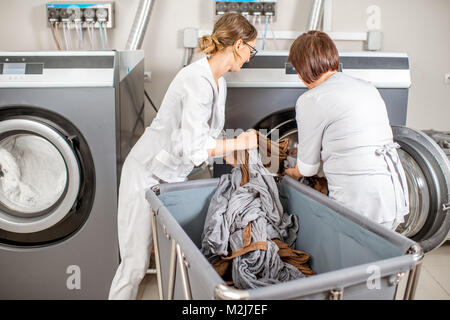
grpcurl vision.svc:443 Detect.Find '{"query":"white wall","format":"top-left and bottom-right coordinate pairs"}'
top-left (0, 0), bottom-right (449, 130)
top-left (331, 0), bottom-right (450, 131)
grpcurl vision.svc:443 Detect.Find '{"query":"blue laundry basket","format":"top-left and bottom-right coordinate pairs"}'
top-left (146, 176), bottom-right (423, 300)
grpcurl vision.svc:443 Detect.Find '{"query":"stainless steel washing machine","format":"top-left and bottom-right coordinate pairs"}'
top-left (218, 51), bottom-right (450, 253)
top-left (421, 130), bottom-right (450, 242)
top-left (0, 50), bottom-right (144, 299)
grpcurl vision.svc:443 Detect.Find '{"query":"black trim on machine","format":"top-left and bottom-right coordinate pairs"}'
top-left (243, 55), bottom-right (409, 70)
top-left (25, 63), bottom-right (44, 74)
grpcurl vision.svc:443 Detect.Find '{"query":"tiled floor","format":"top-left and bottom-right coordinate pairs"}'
top-left (138, 241), bottom-right (450, 300)
top-left (406, 241), bottom-right (450, 300)
top-left (137, 272), bottom-right (159, 300)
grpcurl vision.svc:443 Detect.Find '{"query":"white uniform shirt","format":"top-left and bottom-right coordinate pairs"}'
top-left (130, 57), bottom-right (227, 183)
top-left (295, 72), bottom-right (409, 224)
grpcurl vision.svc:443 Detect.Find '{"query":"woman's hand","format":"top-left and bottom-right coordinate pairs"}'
top-left (208, 130), bottom-right (258, 158)
top-left (236, 130), bottom-right (258, 150)
top-left (284, 164), bottom-right (303, 180)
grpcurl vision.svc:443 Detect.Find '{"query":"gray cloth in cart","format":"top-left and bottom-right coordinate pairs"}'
top-left (201, 149), bottom-right (305, 289)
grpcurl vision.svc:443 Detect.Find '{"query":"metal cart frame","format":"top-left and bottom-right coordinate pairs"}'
top-left (147, 177), bottom-right (423, 300)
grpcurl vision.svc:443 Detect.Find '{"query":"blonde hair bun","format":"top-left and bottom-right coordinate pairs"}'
top-left (198, 34), bottom-right (222, 55)
top-left (198, 13), bottom-right (257, 56)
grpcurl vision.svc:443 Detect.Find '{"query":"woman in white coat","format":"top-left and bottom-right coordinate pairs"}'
top-left (285, 31), bottom-right (409, 231)
top-left (109, 13), bottom-right (258, 300)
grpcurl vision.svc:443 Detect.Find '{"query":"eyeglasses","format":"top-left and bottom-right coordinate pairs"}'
top-left (243, 41), bottom-right (258, 59)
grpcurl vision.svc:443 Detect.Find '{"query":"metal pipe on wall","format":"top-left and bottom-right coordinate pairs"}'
top-left (307, 0), bottom-right (325, 31)
top-left (126, 0), bottom-right (155, 50)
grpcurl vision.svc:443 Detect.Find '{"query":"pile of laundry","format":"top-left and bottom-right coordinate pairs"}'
top-left (0, 136), bottom-right (67, 212)
top-left (200, 134), bottom-right (314, 289)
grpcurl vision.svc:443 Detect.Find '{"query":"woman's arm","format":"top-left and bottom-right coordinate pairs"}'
top-left (294, 95), bottom-right (325, 177)
top-left (207, 130), bottom-right (258, 157)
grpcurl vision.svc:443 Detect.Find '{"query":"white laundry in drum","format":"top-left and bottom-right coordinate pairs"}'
top-left (0, 134), bottom-right (67, 215)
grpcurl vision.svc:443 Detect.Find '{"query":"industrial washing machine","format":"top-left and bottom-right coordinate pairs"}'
top-left (216, 51), bottom-right (450, 253)
top-left (0, 50), bottom-right (144, 299)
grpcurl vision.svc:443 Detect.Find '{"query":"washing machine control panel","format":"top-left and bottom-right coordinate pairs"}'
top-left (0, 52), bottom-right (115, 87)
top-left (0, 61), bottom-right (44, 76)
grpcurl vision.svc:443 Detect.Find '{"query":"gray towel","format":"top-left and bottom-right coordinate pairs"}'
top-left (201, 149), bottom-right (305, 289)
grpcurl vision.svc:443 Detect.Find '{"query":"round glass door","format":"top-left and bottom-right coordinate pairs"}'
top-left (395, 149), bottom-right (429, 238)
top-left (0, 119), bottom-right (80, 234)
top-left (0, 134), bottom-right (67, 217)
top-left (393, 126), bottom-right (450, 252)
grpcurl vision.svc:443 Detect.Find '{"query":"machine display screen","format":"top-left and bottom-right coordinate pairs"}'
top-left (3, 63), bottom-right (26, 75)
top-left (0, 63), bottom-right (44, 75)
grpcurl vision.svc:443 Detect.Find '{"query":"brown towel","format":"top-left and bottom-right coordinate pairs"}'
top-left (212, 223), bottom-right (267, 278)
top-left (212, 225), bottom-right (314, 282)
top-left (257, 132), bottom-right (290, 175)
top-left (213, 135), bottom-right (314, 284)
top-left (308, 176), bottom-right (329, 196)
top-left (272, 239), bottom-right (315, 277)
top-left (235, 132), bottom-right (290, 186)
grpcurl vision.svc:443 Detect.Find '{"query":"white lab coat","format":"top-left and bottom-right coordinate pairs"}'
top-left (109, 57), bottom-right (226, 299)
top-left (295, 72), bottom-right (409, 228)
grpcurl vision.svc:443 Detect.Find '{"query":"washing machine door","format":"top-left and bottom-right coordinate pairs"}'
top-left (393, 126), bottom-right (450, 253)
top-left (0, 119), bottom-right (80, 234)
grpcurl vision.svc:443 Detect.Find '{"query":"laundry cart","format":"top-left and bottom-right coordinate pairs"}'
top-left (146, 176), bottom-right (423, 300)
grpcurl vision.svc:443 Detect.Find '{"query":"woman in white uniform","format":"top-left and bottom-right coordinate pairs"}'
top-left (109, 13), bottom-right (258, 300)
top-left (285, 31), bottom-right (409, 230)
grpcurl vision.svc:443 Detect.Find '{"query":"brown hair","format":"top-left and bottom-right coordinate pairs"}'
top-left (198, 13), bottom-right (257, 57)
top-left (288, 31), bottom-right (340, 84)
